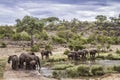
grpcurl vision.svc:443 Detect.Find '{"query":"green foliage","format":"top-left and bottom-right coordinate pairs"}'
top-left (52, 36), bottom-right (66, 44)
top-left (66, 67), bottom-right (78, 77)
top-left (45, 44), bottom-right (53, 51)
top-left (31, 44), bottom-right (40, 52)
top-left (0, 26), bottom-right (14, 39)
top-left (68, 38), bottom-right (86, 51)
top-left (12, 32), bottom-right (30, 41)
top-left (113, 65), bottom-right (120, 72)
top-left (0, 42), bottom-right (7, 48)
top-left (56, 30), bottom-right (74, 41)
top-left (20, 32), bottom-right (30, 41)
top-left (47, 58), bottom-right (66, 62)
top-left (77, 65), bottom-right (90, 76)
top-left (63, 49), bottom-right (70, 55)
top-left (0, 59), bottom-right (6, 79)
top-left (35, 30), bottom-right (48, 40)
top-left (52, 64), bottom-right (74, 70)
top-left (116, 49), bottom-right (120, 54)
top-left (52, 70), bottom-right (66, 78)
top-left (57, 25), bottom-right (66, 31)
top-left (91, 65), bottom-right (105, 76)
top-left (106, 54), bottom-right (113, 60)
top-left (52, 71), bottom-right (59, 78)
top-left (12, 33), bottom-right (21, 41)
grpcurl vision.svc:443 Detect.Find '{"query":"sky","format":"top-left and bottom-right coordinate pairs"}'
top-left (0, 0), bottom-right (120, 25)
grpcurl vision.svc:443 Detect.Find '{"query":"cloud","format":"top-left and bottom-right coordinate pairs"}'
top-left (0, 0), bottom-right (120, 25)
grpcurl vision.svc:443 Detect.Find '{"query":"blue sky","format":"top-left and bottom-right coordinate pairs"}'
top-left (0, 0), bottom-right (120, 25)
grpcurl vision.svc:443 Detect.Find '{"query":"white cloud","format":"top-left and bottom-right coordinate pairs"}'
top-left (0, 1), bottom-right (120, 25)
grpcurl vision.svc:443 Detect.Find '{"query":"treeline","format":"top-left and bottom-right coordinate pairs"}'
top-left (0, 14), bottom-right (120, 50)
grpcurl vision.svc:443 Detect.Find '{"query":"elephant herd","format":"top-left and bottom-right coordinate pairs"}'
top-left (8, 52), bottom-right (41, 71)
top-left (8, 50), bottom-right (52, 71)
top-left (67, 49), bottom-right (98, 60)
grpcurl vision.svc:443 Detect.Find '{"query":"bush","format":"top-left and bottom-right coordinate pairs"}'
top-left (52, 36), bottom-right (66, 44)
top-left (116, 49), bottom-right (120, 54)
top-left (12, 33), bottom-right (21, 41)
top-left (63, 49), bottom-right (70, 55)
top-left (91, 65), bottom-right (105, 76)
top-left (31, 45), bottom-right (40, 52)
top-left (52, 64), bottom-right (74, 70)
top-left (47, 58), bottom-right (66, 62)
top-left (113, 65), bottom-right (120, 72)
top-left (66, 67), bottom-right (78, 77)
top-left (35, 30), bottom-right (48, 40)
top-left (96, 55), bottom-right (105, 59)
top-left (77, 65), bottom-right (90, 76)
top-left (20, 32), bottom-right (30, 41)
top-left (106, 54), bottom-right (113, 60)
top-left (45, 44), bottom-right (53, 51)
top-left (0, 42), bottom-right (7, 48)
top-left (52, 70), bottom-right (67, 78)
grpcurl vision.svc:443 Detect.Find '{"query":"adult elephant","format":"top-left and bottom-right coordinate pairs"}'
top-left (78, 49), bottom-right (88, 59)
top-left (89, 49), bottom-right (97, 58)
top-left (8, 55), bottom-right (19, 70)
top-left (41, 50), bottom-right (52, 59)
top-left (67, 51), bottom-right (80, 60)
top-left (19, 53), bottom-right (41, 71)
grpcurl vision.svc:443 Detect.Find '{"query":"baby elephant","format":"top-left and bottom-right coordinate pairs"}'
top-left (30, 60), bottom-right (37, 70)
top-left (8, 55), bottom-right (19, 70)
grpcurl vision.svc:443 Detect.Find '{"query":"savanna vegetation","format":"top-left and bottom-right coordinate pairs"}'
top-left (1, 14), bottom-right (120, 79)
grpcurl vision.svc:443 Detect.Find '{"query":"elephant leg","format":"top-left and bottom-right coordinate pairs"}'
top-left (42, 55), bottom-right (43, 60)
top-left (46, 55), bottom-right (49, 59)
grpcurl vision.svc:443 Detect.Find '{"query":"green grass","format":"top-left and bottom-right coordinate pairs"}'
top-left (52, 64), bottom-right (74, 70)
top-left (0, 58), bottom-right (6, 80)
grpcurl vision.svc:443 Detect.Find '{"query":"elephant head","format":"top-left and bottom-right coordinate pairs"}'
top-left (8, 55), bottom-right (19, 70)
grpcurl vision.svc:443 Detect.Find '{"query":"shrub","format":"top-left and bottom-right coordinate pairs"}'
top-left (106, 54), bottom-right (113, 60)
top-left (116, 49), bottom-right (120, 54)
top-left (47, 58), bottom-right (66, 62)
top-left (0, 42), bottom-right (7, 48)
top-left (52, 64), bottom-right (74, 70)
top-left (52, 70), bottom-right (67, 78)
top-left (52, 36), bottom-right (66, 44)
top-left (66, 67), bottom-right (78, 77)
top-left (45, 44), bottom-right (53, 51)
top-left (96, 55), bottom-right (105, 59)
top-left (52, 71), bottom-right (59, 78)
top-left (113, 65), bottom-right (120, 72)
top-left (63, 49), bottom-right (70, 55)
top-left (77, 65), bottom-right (90, 76)
top-left (31, 44), bottom-right (40, 52)
top-left (12, 33), bottom-right (21, 41)
top-left (91, 65), bottom-right (105, 76)
top-left (20, 32), bottom-right (30, 41)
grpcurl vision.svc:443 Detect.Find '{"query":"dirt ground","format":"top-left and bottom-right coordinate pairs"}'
top-left (0, 46), bottom-right (120, 80)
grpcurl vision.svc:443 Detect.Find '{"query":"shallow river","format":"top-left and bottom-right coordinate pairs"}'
top-left (41, 60), bottom-right (120, 77)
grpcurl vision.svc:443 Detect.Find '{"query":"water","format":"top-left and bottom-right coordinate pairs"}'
top-left (40, 60), bottom-right (120, 77)
top-left (40, 67), bottom-right (53, 77)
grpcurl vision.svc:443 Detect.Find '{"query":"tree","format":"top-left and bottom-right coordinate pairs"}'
top-left (95, 15), bottom-right (107, 23)
top-left (16, 15), bottom-right (44, 47)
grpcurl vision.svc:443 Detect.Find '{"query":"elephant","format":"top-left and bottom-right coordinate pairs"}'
top-left (8, 55), bottom-right (19, 70)
top-left (30, 60), bottom-right (37, 70)
top-left (89, 49), bottom-right (98, 58)
top-left (67, 51), bottom-right (80, 60)
top-left (19, 53), bottom-right (41, 71)
top-left (78, 49), bottom-right (88, 60)
top-left (41, 50), bottom-right (52, 59)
